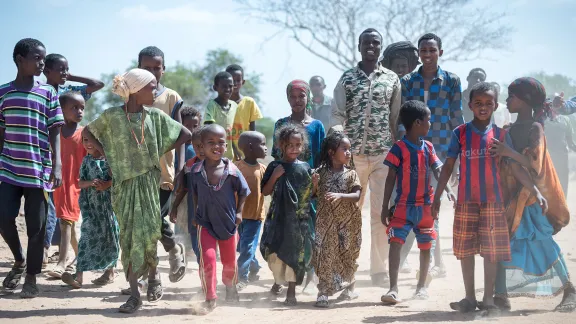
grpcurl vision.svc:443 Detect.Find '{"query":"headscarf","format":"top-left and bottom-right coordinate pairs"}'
top-left (380, 41), bottom-right (420, 72)
top-left (286, 79), bottom-right (312, 115)
top-left (112, 68), bottom-right (156, 102)
top-left (508, 77), bottom-right (551, 125)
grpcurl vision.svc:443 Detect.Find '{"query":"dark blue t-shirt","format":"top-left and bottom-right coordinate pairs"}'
top-left (175, 143), bottom-right (196, 171)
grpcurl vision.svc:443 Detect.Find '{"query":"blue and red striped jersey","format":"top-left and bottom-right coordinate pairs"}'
top-left (384, 137), bottom-right (442, 206)
top-left (447, 122), bottom-right (512, 203)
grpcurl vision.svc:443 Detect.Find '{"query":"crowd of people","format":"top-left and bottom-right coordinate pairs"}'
top-left (0, 27), bottom-right (575, 317)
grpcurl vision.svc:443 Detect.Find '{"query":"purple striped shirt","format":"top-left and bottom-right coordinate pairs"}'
top-left (0, 81), bottom-right (64, 189)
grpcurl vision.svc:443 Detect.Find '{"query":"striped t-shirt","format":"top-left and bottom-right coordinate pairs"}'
top-left (0, 81), bottom-right (64, 189)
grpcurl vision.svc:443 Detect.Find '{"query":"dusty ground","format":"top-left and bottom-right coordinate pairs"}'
top-left (1, 175), bottom-right (575, 323)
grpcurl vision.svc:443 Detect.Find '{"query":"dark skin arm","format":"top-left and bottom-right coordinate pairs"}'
top-left (262, 165), bottom-right (285, 196)
top-left (78, 180), bottom-right (94, 189)
top-left (380, 168), bottom-right (397, 226)
top-left (93, 179), bottom-right (112, 191)
top-left (432, 167), bottom-right (457, 201)
top-left (325, 186), bottom-right (361, 203)
top-left (236, 194), bottom-right (247, 225)
top-left (49, 126), bottom-right (63, 188)
top-left (431, 157), bottom-right (457, 219)
top-left (509, 161), bottom-right (548, 213)
top-left (166, 126), bottom-right (193, 153)
top-left (170, 189), bottom-right (187, 223)
top-left (172, 102), bottom-right (186, 174)
top-left (67, 74), bottom-right (104, 94)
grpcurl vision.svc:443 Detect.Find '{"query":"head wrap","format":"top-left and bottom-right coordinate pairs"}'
top-left (112, 68), bottom-right (156, 102)
top-left (380, 41), bottom-right (420, 72)
top-left (508, 77), bottom-right (551, 125)
top-left (286, 80), bottom-right (312, 115)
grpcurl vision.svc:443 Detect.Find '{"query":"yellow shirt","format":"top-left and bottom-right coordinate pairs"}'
top-left (204, 99), bottom-right (238, 160)
top-left (232, 96), bottom-right (263, 158)
top-left (234, 160), bottom-right (266, 221)
top-left (151, 86), bottom-right (182, 190)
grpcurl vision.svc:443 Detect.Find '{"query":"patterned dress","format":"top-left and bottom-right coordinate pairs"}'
top-left (77, 155), bottom-right (119, 272)
top-left (313, 167), bottom-right (362, 296)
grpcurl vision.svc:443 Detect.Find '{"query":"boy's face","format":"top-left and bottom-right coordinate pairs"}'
top-left (139, 55), bottom-right (164, 85)
top-left (412, 109), bottom-right (432, 137)
top-left (358, 32), bottom-right (382, 62)
top-left (331, 137), bottom-right (352, 166)
top-left (17, 45), bottom-right (46, 77)
top-left (247, 134), bottom-right (268, 159)
top-left (62, 94), bottom-right (85, 123)
top-left (283, 134), bottom-right (303, 161)
top-left (309, 77), bottom-right (325, 98)
top-left (215, 77), bottom-right (234, 101)
top-left (470, 90), bottom-right (498, 121)
top-left (288, 88), bottom-right (308, 113)
top-left (390, 58), bottom-right (410, 78)
top-left (202, 130), bottom-right (227, 161)
top-left (182, 116), bottom-right (200, 134)
top-left (467, 71), bottom-right (486, 89)
top-left (419, 39), bottom-right (442, 68)
top-left (44, 57), bottom-right (69, 85)
top-left (230, 70), bottom-right (245, 96)
top-left (192, 137), bottom-right (205, 160)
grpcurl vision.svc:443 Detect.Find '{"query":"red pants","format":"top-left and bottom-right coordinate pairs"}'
top-left (198, 226), bottom-right (238, 300)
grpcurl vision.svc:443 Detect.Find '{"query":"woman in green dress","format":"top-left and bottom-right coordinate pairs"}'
top-left (83, 68), bottom-right (191, 313)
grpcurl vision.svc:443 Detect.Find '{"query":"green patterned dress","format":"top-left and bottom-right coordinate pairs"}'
top-left (87, 107), bottom-right (181, 278)
top-left (77, 155), bottom-right (119, 272)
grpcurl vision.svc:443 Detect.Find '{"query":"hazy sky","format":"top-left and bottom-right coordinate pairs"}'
top-left (1, 0), bottom-right (575, 119)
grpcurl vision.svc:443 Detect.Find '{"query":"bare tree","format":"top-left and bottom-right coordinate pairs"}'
top-left (236, 0), bottom-right (513, 71)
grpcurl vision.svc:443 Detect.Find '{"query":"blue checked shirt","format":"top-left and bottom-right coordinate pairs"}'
top-left (400, 66), bottom-right (464, 159)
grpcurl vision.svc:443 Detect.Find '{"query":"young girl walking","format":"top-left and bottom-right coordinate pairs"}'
top-left (83, 68), bottom-right (192, 313)
top-left (312, 131), bottom-right (362, 308)
top-left (261, 124), bottom-right (314, 306)
top-left (490, 77), bottom-right (575, 313)
top-left (61, 136), bottom-right (119, 288)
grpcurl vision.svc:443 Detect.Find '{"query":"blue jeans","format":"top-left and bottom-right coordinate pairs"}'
top-left (44, 192), bottom-right (58, 248)
top-left (237, 219), bottom-right (262, 282)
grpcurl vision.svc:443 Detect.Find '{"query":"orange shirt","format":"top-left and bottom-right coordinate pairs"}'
top-left (234, 160), bottom-right (266, 221)
top-left (53, 127), bottom-right (86, 222)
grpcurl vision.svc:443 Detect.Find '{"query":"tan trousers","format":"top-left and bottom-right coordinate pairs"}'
top-left (268, 253), bottom-right (297, 284)
top-left (354, 154), bottom-right (390, 276)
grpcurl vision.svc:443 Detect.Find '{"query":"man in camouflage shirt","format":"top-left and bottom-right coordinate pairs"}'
top-left (331, 28), bottom-right (401, 286)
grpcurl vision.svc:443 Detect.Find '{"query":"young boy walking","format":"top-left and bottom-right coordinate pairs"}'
top-left (47, 92), bottom-right (87, 279)
top-left (381, 100), bottom-right (455, 304)
top-left (189, 124), bottom-right (249, 314)
top-left (433, 82), bottom-right (512, 314)
top-left (0, 38), bottom-right (64, 298)
top-left (234, 131), bottom-right (267, 290)
top-left (204, 72), bottom-right (238, 161)
top-left (226, 64), bottom-right (263, 160)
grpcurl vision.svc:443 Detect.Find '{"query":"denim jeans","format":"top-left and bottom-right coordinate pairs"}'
top-left (44, 192), bottom-right (58, 248)
top-left (236, 219), bottom-right (262, 282)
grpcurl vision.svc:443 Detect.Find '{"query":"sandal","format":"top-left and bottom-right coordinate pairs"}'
top-left (20, 280), bottom-right (39, 299)
top-left (47, 266), bottom-right (65, 279)
top-left (2, 264), bottom-right (26, 291)
top-left (428, 265), bottom-right (447, 279)
top-left (118, 296), bottom-right (142, 314)
top-left (381, 290), bottom-right (400, 305)
top-left (449, 298), bottom-right (477, 313)
top-left (92, 273), bottom-right (115, 286)
top-left (168, 243), bottom-right (186, 283)
top-left (284, 297), bottom-right (297, 306)
top-left (315, 295), bottom-right (330, 308)
top-left (61, 272), bottom-right (82, 289)
top-left (146, 278), bottom-right (163, 303)
top-left (270, 283), bottom-right (284, 295)
top-left (47, 252), bottom-right (59, 263)
top-left (337, 288), bottom-right (359, 301)
top-left (413, 287), bottom-right (429, 300)
top-left (555, 291), bottom-right (576, 313)
top-left (121, 279), bottom-right (147, 295)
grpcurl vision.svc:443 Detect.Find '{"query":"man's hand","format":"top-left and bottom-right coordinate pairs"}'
top-left (381, 206), bottom-right (391, 226)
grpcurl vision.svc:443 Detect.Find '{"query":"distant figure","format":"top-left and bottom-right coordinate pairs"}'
top-left (462, 68), bottom-right (487, 122)
top-left (490, 82), bottom-right (513, 127)
top-left (309, 76), bottom-right (332, 129)
top-left (381, 41), bottom-right (420, 78)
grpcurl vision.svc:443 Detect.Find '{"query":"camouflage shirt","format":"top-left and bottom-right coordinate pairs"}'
top-left (331, 63), bottom-right (401, 156)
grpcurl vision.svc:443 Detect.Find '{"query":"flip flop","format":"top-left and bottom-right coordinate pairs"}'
top-left (61, 272), bottom-right (82, 289)
top-left (381, 291), bottom-right (400, 305)
top-left (413, 287), bottom-right (429, 300)
top-left (92, 274), bottom-right (115, 286)
top-left (337, 289), bottom-right (359, 301)
top-left (315, 295), bottom-right (330, 308)
top-left (270, 283), bottom-right (284, 295)
top-left (2, 264), bottom-right (26, 291)
top-left (555, 291), bottom-right (576, 313)
top-left (118, 296), bottom-right (142, 314)
top-left (47, 266), bottom-right (65, 279)
top-left (20, 280), bottom-right (39, 299)
top-left (450, 298), bottom-right (478, 313)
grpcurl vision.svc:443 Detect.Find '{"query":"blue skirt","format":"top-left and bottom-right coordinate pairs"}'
top-left (495, 203), bottom-right (570, 297)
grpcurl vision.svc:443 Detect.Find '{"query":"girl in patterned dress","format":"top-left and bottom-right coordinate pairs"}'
top-left (312, 131), bottom-right (362, 308)
top-left (61, 135), bottom-right (119, 289)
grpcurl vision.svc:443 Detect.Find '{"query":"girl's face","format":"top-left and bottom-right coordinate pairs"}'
top-left (506, 93), bottom-right (524, 114)
top-left (330, 138), bottom-right (352, 166)
top-left (288, 88), bottom-right (308, 113)
top-left (82, 135), bottom-right (98, 156)
top-left (136, 80), bottom-right (157, 106)
top-left (282, 133), bottom-right (303, 162)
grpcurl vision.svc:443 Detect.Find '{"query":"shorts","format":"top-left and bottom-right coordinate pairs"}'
top-left (59, 219), bottom-right (75, 226)
top-left (387, 205), bottom-right (437, 250)
top-left (453, 202), bottom-right (511, 263)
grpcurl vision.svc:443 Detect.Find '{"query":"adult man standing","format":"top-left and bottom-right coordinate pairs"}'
top-left (461, 68), bottom-right (486, 123)
top-left (331, 28), bottom-right (401, 286)
top-left (309, 75), bottom-right (332, 129)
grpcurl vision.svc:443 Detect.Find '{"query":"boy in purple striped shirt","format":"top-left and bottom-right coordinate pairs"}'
top-left (0, 38), bottom-right (64, 298)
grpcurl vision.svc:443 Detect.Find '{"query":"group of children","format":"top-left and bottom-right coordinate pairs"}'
top-left (0, 35), bottom-right (575, 318)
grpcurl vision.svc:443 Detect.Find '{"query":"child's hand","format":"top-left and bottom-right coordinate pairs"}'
top-left (536, 192), bottom-right (548, 214)
top-left (191, 219), bottom-right (198, 227)
top-left (169, 207), bottom-right (178, 224)
top-left (431, 199), bottom-right (441, 220)
top-left (50, 163), bottom-right (63, 188)
top-left (446, 190), bottom-right (457, 207)
top-left (235, 214), bottom-right (242, 225)
top-left (489, 138), bottom-right (512, 157)
top-left (381, 207), bottom-right (390, 226)
top-left (312, 173), bottom-right (319, 188)
top-left (94, 179), bottom-right (111, 191)
top-left (272, 165), bottom-right (285, 179)
top-left (325, 192), bottom-right (342, 202)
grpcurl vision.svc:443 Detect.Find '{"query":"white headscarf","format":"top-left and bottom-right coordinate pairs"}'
top-left (112, 68), bottom-right (156, 102)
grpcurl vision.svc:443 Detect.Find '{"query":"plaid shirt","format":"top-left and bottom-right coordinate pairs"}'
top-left (332, 63), bottom-right (401, 156)
top-left (400, 66), bottom-right (464, 158)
